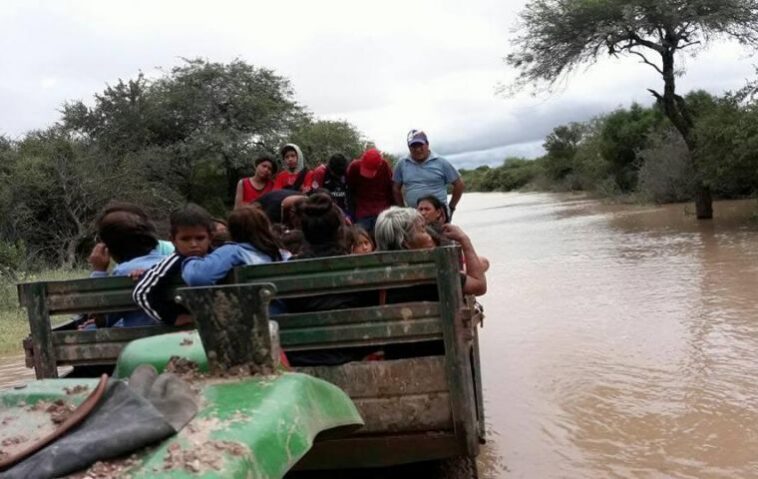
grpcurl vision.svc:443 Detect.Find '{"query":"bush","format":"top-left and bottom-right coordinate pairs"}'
top-left (460, 158), bottom-right (542, 192)
top-left (0, 240), bottom-right (27, 280)
top-left (694, 97), bottom-right (758, 198)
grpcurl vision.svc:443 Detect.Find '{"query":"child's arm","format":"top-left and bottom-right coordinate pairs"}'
top-left (132, 254), bottom-right (185, 324)
top-left (88, 243), bottom-right (111, 278)
top-left (181, 245), bottom-right (243, 286)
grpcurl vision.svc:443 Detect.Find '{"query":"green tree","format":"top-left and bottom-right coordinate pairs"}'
top-left (288, 119), bottom-right (364, 166)
top-left (62, 58), bottom-right (306, 208)
top-left (507, 0), bottom-right (758, 218)
top-left (695, 94), bottom-right (758, 197)
top-left (0, 128), bottom-right (178, 266)
top-left (543, 123), bottom-right (585, 181)
top-left (598, 103), bottom-right (662, 191)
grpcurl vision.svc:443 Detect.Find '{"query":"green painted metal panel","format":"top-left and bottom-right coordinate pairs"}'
top-left (275, 303), bottom-right (439, 328)
top-left (115, 304), bottom-right (445, 378)
top-left (115, 331), bottom-right (208, 378)
top-left (0, 378), bottom-right (100, 407)
top-left (280, 319), bottom-right (442, 350)
top-left (244, 264), bottom-right (437, 296)
top-left (0, 374), bottom-right (362, 478)
top-left (53, 325), bottom-right (189, 345)
top-left (234, 249), bottom-right (438, 280)
top-left (433, 247), bottom-right (479, 457)
top-left (129, 373), bottom-right (363, 478)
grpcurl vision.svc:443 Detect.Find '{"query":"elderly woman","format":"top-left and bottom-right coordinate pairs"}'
top-left (374, 207), bottom-right (487, 296)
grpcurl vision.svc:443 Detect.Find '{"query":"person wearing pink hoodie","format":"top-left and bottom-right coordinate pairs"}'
top-left (346, 148), bottom-right (395, 232)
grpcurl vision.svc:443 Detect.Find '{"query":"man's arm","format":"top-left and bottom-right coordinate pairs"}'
top-left (449, 178), bottom-right (464, 212)
top-left (392, 182), bottom-right (405, 207)
top-left (391, 161), bottom-right (405, 206)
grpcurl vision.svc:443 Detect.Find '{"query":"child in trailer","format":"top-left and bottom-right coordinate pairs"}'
top-left (347, 225), bottom-right (375, 255)
top-left (210, 217), bottom-right (231, 248)
top-left (181, 205), bottom-right (290, 286)
top-left (180, 205), bottom-right (290, 346)
top-left (133, 203), bottom-right (214, 326)
top-left (81, 203), bottom-right (167, 329)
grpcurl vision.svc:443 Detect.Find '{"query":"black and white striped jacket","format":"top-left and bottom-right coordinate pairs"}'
top-left (132, 253), bottom-right (188, 325)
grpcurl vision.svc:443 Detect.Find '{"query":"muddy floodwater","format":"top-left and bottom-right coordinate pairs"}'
top-left (461, 193), bottom-right (758, 479)
top-left (2, 193), bottom-right (757, 478)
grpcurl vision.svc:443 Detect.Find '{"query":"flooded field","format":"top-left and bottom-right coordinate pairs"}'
top-left (459, 193), bottom-right (758, 478)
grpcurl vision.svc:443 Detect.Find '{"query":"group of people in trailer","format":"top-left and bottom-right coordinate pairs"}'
top-left (84, 129), bottom-right (488, 363)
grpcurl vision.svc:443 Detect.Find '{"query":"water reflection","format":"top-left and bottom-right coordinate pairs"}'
top-left (459, 194), bottom-right (758, 478)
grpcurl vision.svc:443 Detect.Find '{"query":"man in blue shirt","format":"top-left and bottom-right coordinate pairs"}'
top-left (392, 129), bottom-right (464, 220)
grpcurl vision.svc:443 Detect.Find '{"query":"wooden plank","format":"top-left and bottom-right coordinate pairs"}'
top-left (42, 264), bottom-right (437, 313)
top-left (177, 283), bottom-right (276, 374)
top-left (26, 276), bottom-right (134, 295)
top-left (244, 264), bottom-right (437, 296)
top-left (277, 303), bottom-right (439, 329)
top-left (46, 291), bottom-right (137, 315)
top-left (296, 356), bottom-right (448, 398)
top-left (22, 337), bottom-right (33, 368)
top-left (472, 325), bottom-right (486, 444)
top-left (293, 432), bottom-right (462, 470)
top-left (21, 249), bottom-right (436, 302)
top-left (351, 394), bottom-right (452, 434)
top-left (51, 325), bottom-right (189, 346)
top-left (434, 246), bottom-right (479, 457)
top-left (281, 318), bottom-right (442, 350)
top-left (53, 343), bottom-right (126, 365)
top-left (18, 282), bottom-right (57, 379)
top-left (234, 249), bottom-right (437, 280)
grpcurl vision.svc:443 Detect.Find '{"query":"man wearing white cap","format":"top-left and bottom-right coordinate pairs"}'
top-left (392, 129), bottom-right (464, 220)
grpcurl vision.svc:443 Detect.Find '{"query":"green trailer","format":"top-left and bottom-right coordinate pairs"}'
top-left (10, 247), bottom-right (485, 477)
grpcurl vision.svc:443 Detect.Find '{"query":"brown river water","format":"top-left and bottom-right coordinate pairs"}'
top-left (2, 193), bottom-right (757, 478)
top-left (459, 193), bottom-right (758, 479)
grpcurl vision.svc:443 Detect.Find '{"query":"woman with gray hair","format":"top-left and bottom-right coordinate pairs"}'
top-left (375, 207), bottom-right (487, 296)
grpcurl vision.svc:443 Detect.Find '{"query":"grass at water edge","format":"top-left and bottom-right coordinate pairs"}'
top-left (0, 269), bottom-right (86, 357)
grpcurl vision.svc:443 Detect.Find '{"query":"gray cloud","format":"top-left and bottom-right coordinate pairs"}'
top-left (1, 0), bottom-right (756, 170)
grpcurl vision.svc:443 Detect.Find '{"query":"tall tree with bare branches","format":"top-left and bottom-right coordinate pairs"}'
top-left (507, 0), bottom-right (758, 218)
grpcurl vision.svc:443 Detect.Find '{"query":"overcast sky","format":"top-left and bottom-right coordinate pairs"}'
top-left (2, 0), bottom-right (756, 168)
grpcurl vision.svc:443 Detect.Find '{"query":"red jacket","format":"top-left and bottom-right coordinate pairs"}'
top-left (273, 169), bottom-right (314, 192)
top-left (346, 158), bottom-right (394, 219)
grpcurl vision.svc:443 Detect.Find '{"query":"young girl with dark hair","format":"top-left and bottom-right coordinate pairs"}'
top-left (285, 193), bottom-right (377, 365)
top-left (182, 206), bottom-right (289, 286)
top-left (297, 193), bottom-right (347, 259)
top-left (347, 225), bottom-right (375, 254)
